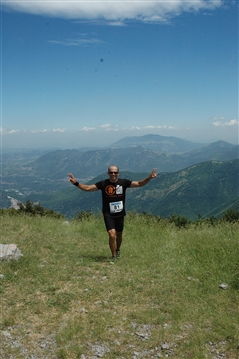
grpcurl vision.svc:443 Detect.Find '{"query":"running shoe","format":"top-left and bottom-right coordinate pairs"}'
top-left (109, 256), bottom-right (116, 264)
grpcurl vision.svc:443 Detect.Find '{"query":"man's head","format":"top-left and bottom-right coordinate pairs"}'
top-left (108, 165), bottom-right (119, 183)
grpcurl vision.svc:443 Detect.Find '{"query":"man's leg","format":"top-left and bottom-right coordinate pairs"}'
top-left (116, 231), bottom-right (122, 258)
top-left (116, 217), bottom-right (124, 256)
top-left (104, 215), bottom-right (124, 260)
top-left (108, 228), bottom-right (117, 257)
top-left (116, 232), bottom-right (122, 251)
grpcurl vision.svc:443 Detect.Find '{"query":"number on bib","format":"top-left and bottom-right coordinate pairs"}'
top-left (109, 201), bottom-right (123, 213)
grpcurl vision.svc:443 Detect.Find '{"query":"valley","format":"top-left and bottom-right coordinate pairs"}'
top-left (1, 134), bottom-right (238, 220)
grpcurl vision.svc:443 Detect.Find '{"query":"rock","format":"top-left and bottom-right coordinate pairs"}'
top-left (219, 283), bottom-right (228, 290)
top-left (134, 332), bottom-right (149, 340)
top-left (80, 307), bottom-right (88, 313)
top-left (2, 330), bottom-right (12, 339)
top-left (161, 342), bottom-right (169, 350)
top-left (0, 244), bottom-right (23, 261)
top-left (88, 342), bottom-right (110, 357)
top-left (7, 196), bottom-right (21, 210)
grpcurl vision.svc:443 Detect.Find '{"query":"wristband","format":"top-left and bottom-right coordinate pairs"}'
top-left (73, 181), bottom-right (79, 187)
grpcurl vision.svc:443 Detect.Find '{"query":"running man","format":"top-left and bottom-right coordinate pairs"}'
top-left (68, 166), bottom-right (157, 263)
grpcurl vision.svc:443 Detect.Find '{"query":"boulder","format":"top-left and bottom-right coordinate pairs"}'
top-left (0, 244), bottom-right (23, 261)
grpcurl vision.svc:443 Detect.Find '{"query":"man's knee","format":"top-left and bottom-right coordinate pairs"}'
top-left (108, 228), bottom-right (116, 239)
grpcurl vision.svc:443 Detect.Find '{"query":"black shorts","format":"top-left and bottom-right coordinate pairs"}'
top-left (103, 213), bottom-right (125, 232)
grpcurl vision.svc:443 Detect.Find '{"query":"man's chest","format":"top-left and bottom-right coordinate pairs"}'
top-left (104, 184), bottom-right (124, 197)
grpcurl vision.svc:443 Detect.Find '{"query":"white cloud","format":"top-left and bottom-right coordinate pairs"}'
top-left (105, 127), bottom-right (119, 132)
top-left (48, 38), bottom-right (105, 46)
top-left (1, 128), bottom-right (66, 134)
top-left (129, 125), bottom-right (178, 131)
top-left (100, 124), bottom-right (119, 131)
top-left (2, 0), bottom-right (224, 23)
top-left (53, 128), bottom-right (66, 132)
top-left (0, 127), bottom-right (20, 134)
top-left (9, 129), bottom-right (20, 134)
top-left (109, 124), bottom-right (177, 132)
top-left (213, 119), bottom-right (239, 127)
top-left (79, 126), bottom-right (97, 131)
top-left (30, 129), bottom-right (48, 133)
top-left (98, 123), bottom-right (112, 129)
top-left (79, 124), bottom-right (120, 131)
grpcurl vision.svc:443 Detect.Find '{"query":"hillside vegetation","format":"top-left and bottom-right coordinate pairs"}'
top-left (1, 135), bottom-right (238, 220)
top-left (0, 211), bottom-right (238, 358)
top-left (31, 141), bottom-right (238, 179)
top-left (21, 159), bottom-right (238, 220)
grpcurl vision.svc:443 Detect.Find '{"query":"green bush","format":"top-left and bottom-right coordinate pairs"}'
top-left (74, 210), bottom-right (95, 221)
top-left (221, 207), bottom-right (239, 223)
top-left (0, 200), bottom-right (64, 219)
top-left (167, 214), bottom-right (191, 228)
top-left (1, 203), bottom-right (238, 225)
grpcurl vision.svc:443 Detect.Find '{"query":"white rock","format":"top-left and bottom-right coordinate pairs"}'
top-left (0, 244), bottom-right (23, 261)
top-left (219, 283), bottom-right (228, 290)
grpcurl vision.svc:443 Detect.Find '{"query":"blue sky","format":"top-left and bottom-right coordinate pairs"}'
top-left (1, 0), bottom-right (238, 149)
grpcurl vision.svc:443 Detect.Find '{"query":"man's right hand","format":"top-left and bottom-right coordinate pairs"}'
top-left (68, 173), bottom-right (77, 184)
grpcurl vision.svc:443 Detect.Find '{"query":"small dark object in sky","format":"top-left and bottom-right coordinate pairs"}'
top-left (100, 58), bottom-right (103, 62)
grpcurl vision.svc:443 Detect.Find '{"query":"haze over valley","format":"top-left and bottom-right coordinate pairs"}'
top-left (1, 135), bottom-right (238, 220)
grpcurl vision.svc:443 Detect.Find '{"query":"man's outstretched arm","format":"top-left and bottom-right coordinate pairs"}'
top-left (130, 168), bottom-right (157, 188)
top-left (68, 173), bottom-right (98, 192)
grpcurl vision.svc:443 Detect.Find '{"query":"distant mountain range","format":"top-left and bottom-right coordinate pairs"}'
top-left (30, 137), bottom-right (238, 180)
top-left (107, 133), bottom-right (204, 152)
top-left (26, 159), bottom-right (239, 220)
top-left (1, 134), bottom-right (238, 220)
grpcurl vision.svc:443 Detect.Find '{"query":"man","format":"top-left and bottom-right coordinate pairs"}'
top-left (68, 166), bottom-right (157, 264)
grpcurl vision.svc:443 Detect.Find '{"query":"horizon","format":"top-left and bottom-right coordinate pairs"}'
top-left (1, 133), bottom-right (238, 154)
top-left (1, 1), bottom-right (238, 149)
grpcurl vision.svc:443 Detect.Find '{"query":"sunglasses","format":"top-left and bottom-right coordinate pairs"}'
top-left (109, 171), bottom-right (119, 174)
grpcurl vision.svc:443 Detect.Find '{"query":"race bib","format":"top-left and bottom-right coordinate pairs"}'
top-left (109, 201), bottom-right (123, 213)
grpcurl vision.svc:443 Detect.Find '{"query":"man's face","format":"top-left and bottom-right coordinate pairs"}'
top-left (108, 166), bottom-right (119, 183)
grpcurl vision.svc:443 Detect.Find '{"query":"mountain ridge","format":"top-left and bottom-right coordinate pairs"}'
top-left (1, 135), bottom-right (238, 220)
top-left (18, 159), bottom-right (239, 220)
top-left (107, 133), bottom-right (206, 153)
top-left (31, 140), bottom-right (238, 180)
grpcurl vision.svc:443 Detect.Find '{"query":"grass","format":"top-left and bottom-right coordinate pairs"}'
top-left (0, 212), bottom-right (238, 358)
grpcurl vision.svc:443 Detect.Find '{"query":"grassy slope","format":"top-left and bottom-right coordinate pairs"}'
top-left (0, 213), bottom-right (238, 359)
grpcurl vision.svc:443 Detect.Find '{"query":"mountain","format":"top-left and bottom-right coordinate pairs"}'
top-left (180, 140), bottom-right (238, 162)
top-left (30, 140), bottom-right (238, 180)
top-left (1, 135), bottom-right (238, 220)
top-left (22, 159), bottom-right (239, 220)
top-left (108, 134), bottom-right (204, 153)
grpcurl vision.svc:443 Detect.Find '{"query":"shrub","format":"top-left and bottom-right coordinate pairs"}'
top-left (167, 214), bottom-right (190, 228)
top-left (74, 210), bottom-right (95, 221)
top-left (1, 200), bottom-right (64, 219)
top-left (221, 207), bottom-right (239, 223)
top-left (0, 208), bottom-right (19, 216)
